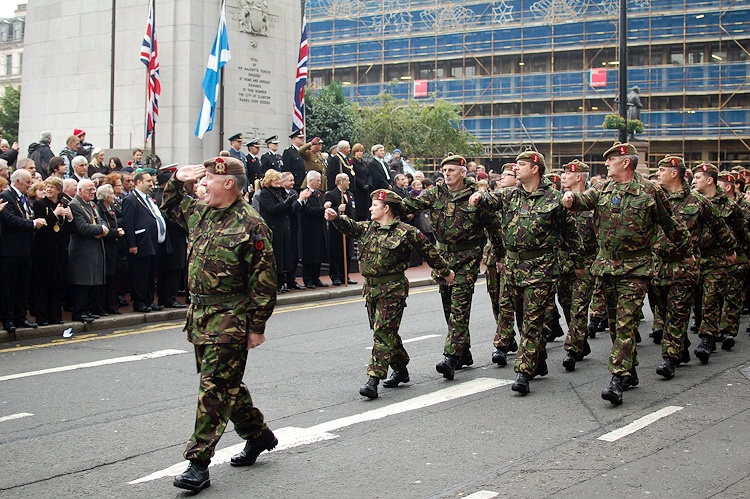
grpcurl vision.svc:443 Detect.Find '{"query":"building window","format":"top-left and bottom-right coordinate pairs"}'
top-left (13, 21), bottom-right (23, 41)
top-left (6, 54), bottom-right (12, 76)
top-left (0, 23), bottom-right (7, 42)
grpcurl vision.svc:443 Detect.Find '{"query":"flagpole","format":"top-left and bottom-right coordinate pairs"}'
top-left (109, 0), bottom-right (116, 149)
top-left (219, 66), bottom-right (225, 145)
top-left (150, 0), bottom-right (156, 154)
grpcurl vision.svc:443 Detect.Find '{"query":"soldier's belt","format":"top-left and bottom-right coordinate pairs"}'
top-left (365, 272), bottom-right (406, 286)
top-left (189, 291), bottom-right (246, 306)
top-left (505, 248), bottom-right (554, 260)
top-left (435, 240), bottom-right (482, 252)
top-left (598, 247), bottom-right (651, 260)
top-left (701, 247), bottom-right (725, 258)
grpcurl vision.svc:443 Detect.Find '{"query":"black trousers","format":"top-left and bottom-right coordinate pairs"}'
top-left (128, 254), bottom-right (157, 307)
top-left (0, 256), bottom-right (31, 324)
top-left (157, 267), bottom-right (181, 306)
top-left (303, 263), bottom-right (322, 284)
top-left (70, 284), bottom-right (96, 319)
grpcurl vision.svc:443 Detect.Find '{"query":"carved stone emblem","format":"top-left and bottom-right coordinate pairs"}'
top-left (238, 0), bottom-right (269, 41)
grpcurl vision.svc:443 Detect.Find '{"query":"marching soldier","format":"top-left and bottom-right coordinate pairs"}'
top-left (324, 189), bottom-right (454, 399)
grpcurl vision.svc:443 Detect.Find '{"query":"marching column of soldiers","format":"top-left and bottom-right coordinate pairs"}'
top-left (358, 141), bottom-right (750, 406)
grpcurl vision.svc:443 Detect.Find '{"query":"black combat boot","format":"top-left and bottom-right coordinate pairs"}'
top-left (511, 372), bottom-right (530, 395)
top-left (656, 357), bottom-right (678, 380)
top-left (359, 376), bottom-right (379, 399)
top-left (491, 347), bottom-right (508, 366)
top-left (382, 369), bottom-right (409, 388)
top-left (230, 429), bottom-right (278, 466)
top-left (587, 318), bottom-right (598, 339)
top-left (544, 321), bottom-right (565, 342)
top-left (596, 318), bottom-right (607, 333)
top-left (173, 460), bottom-right (210, 492)
top-left (576, 340), bottom-right (592, 361)
top-left (680, 346), bottom-right (691, 364)
top-left (562, 351), bottom-right (577, 372)
top-left (694, 336), bottom-right (714, 364)
top-left (436, 355), bottom-right (459, 380)
top-left (455, 349), bottom-right (474, 369)
top-left (721, 335), bottom-right (735, 351)
top-left (508, 337), bottom-right (519, 352)
top-left (622, 367), bottom-right (639, 390)
top-left (651, 328), bottom-right (663, 344)
top-left (635, 331), bottom-right (642, 344)
top-left (601, 375), bottom-right (624, 405)
top-left (534, 359), bottom-right (548, 378)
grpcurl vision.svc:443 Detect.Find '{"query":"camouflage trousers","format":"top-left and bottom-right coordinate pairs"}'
top-left (185, 343), bottom-right (267, 464)
top-left (589, 277), bottom-right (607, 320)
top-left (364, 280), bottom-right (410, 378)
top-left (719, 268), bottom-right (746, 337)
top-left (647, 282), bottom-right (665, 332)
top-left (601, 275), bottom-right (647, 376)
top-left (564, 265), bottom-right (596, 354)
top-left (492, 269), bottom-right (520, 350)
top-left (507, 283), bottom-right (555, 375)
top-left (554, 272), bottom-right (575, 327)
top-left (486, 265), bottom-right (500, 322)
top-left (694, 266), bottom-right (728, 339)
top-left (440, 273), bottom-right (477, 358)
top-left (652, 281), bottom-right (695, 360)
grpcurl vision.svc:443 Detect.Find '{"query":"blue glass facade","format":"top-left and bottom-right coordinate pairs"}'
top-left (307, 0), bottom-right (750, 167)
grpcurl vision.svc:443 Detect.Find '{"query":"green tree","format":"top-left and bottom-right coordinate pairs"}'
top-left (305, 82), bottom-right (356, 148)
top-left (353, 85), bottom-right (481, 168)
top-left (0, 86), bottom-right (20, 143)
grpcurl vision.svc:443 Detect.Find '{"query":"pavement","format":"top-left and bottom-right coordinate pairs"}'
top-left (2, 262), bottom-right (440, 342)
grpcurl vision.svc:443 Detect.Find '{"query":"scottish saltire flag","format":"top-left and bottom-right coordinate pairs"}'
top-left (195, 1), bottom-right (231, 139)
top-left (292, 17), bottom-right (308, 134)
top-left (140, 0), bottom-right (160, 139)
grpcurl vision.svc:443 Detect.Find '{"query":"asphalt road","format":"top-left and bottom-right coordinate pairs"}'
top-left (0, 282), bottom-right (748, 499)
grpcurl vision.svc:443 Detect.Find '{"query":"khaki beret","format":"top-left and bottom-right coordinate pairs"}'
top-left (501, 163), bottom-right (517, 173)
top-left (562, 159), bottom-right (590, 173)
top-left (692, 163), bottom-right (719, 175)
top-left (516, 150), bottom-right (546, 167)
top-left (204, 156), bottom-right (245, 176)
top-left (603, 141), bottom-right (638, 159)
top-left (731, 165), bottom-right (747, 174)
top-left (440, 154), bottom-right (467, 168)
top-left (371, 189), bottom-right (402, 203)
top-left (657, 155), bottom-right (685, 169)
top-left (717, 172), bottom-right (735, 183)
top-left (545, 173), bottom-right (561, 184)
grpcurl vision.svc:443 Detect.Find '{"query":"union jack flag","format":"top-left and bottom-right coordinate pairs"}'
top-left (292, 17), bottom-right (308, 134)
top-left (140, 0), bottom-right (160, 140)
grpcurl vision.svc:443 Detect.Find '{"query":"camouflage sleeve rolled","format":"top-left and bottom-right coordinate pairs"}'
top-left (331, 213), bottom-right (366, 239)
top-left (160, 174), bottom-right (194, 233)
top-left (406, 226), bottom-right (451, 277)
top-left (654, 187), bottom-right (692, 257)
top-left (567, 188), bottom-right (600, 211)
top-left (245, 218), bottom-right (277, 335)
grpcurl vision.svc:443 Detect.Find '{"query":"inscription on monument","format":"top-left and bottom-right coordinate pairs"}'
top-left (237, 57), bottom-right (272, 106)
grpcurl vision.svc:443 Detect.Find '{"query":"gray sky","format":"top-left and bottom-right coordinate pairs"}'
top-left (0, 3), bottom-right (21, 19)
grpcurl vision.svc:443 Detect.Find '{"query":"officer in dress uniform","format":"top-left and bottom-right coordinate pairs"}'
top-left (260, 135), bottom-right (283, 174)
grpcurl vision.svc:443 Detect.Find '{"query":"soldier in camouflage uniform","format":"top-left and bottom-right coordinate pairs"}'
top-left (324, 189), bottom-right (454, 399)
top-left (692, 164), bottom-right (745, 360)
top-left (560, 160), bottom-right (598, 372)
top-left (653, 156), bottom-right (734, 378)
top-left (402, 155), bottom-right (496, 381)
top-left (562, 142), bottom-right (692, 405)
top-left (473, 150), bottom-right (584, 395)
top-left (161, 158), bottom-right (278, 493)
top-left (716, 172), bottom-right (750, 347)
top-left (491, 164), bottom-right (521, 366)
top-left (299, 136), bottom-right (328, 191)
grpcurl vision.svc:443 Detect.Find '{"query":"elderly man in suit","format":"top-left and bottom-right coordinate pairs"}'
top-left (121, 170), bottom-right (167, 313)
top-left (0, 169), bottom-right (45, 338)
top-left (68, 179), bottom-right (108, 323)
top-left (299, 170), bottom-right (328, 288)
top-left (324, 173), bottom-right (357, 286)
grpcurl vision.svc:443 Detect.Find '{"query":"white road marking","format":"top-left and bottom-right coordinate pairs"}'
top-left (0, 412), bottom-right (33, 423)
top-left (130, 377), bottom-right (511, 485)
top-left (464, 492), bottom-right (499, 499)
top-left (0, 349), bottom-right (188, 382)
top-left (598, 405), bottom-right (684, 442)
top-left (364, 333), bottom-right (441, 349)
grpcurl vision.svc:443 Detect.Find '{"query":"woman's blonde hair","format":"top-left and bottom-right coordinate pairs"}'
top-left (261, 169), bottom-right (282, 188)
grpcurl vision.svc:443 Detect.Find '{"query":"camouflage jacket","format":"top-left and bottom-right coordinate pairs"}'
top-left (331, 215), bottom-right (451, 279)
top-left (567, 172), bottom-right (691, 277)
top-left (483, 178), bottom-right (584, 286)
top-left (402, 178), bottom-right (494, 279)
top-left (161, 176), bottom-right (277, 345)
top-left (708, 188), bottom-right (749, 269)
top-left (654, 182), bottom-right (730, 283)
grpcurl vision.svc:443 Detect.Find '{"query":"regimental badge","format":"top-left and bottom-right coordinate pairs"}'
top-left (570, 163), bottom-right (578, 172)
top-left (612, 195), bottom-right (621, 208)
top-left (531, 153), bottom-right (539, 163)
top-left (702, 164), bottom-right (709, 172)
top-left (376, 191), bottom-right (386, 201)
top-left (619, 145), bottom-right (627, 155)
top-left (670, 157), bottom-right (679, 167)
top-left (215, 157), bottom-right (226, 174)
